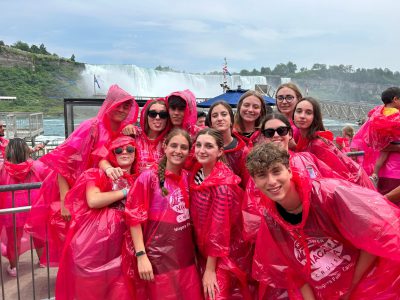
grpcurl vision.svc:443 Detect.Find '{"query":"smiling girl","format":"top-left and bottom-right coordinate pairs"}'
top-left (124, 128), bottom-right (202, 299)
top-left (294, 97), bottom-right (374, 189)
top-left (233, 90), bottom-right (269, 148)
top-left (190, 128), bottom-right (252, 300)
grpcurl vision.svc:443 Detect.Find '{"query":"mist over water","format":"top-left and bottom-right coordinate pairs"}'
top-left (81, 64), bottom-right (267, 98)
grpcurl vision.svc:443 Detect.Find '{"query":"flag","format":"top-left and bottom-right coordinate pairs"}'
top-left (94, 75), bottom-right (100, 89)
top-left (223, 65), bottom-right (231, 76)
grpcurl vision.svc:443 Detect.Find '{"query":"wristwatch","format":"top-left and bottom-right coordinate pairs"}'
top-left (135, 250), bottom-right (146, 257)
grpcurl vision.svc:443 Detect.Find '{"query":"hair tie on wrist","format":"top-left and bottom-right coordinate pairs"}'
top-left (122, 188), bottom-right (127, 197)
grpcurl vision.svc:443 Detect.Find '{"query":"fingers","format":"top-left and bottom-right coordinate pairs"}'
top-left (139, 270), bottom-right (154, 281)
top-left (106, 167), bottom-right (124, 180)
top-left (203, 282), bottom-right (219, 300)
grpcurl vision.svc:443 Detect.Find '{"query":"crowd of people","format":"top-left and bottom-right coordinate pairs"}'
top-left (1, 83), bottom-right (400, 299)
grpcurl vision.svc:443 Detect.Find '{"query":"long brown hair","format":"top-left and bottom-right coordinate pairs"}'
top-left (194, 127), bottom-right (227, 164)
top-left (234, 90), bottom-right (268, 132)
top-left (5, 138), bottom-right (30, 164)
top-left (295, 97), bottom-right (325, 139)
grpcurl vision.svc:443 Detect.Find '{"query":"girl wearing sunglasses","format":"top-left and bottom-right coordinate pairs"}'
top-left (190, 128), bottom-right (252, 300)
top-left (206, 100), bottom-right (250, 188)
top-left (125, 128), bottom-right (203, 300)
top-left (55, 136), bottom-right (138, 300)
top-left (103, 99), bottom-right (170, 178)
top-left (294, 97), bottom-right (374, 189)
top-left (233, 90), bottom-right (270, 148)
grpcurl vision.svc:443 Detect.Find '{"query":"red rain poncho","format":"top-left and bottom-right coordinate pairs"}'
top-left (253, 171), bottom-right (400, 299)
top-left (367, 105), bottom-right (400, 150)
top-left (233, 129), bottom-right (264, 149)
top-left (224, 131), bottom-right (250, 188)
top-left (135, 99), bottom-right (169, 172)
top-left (28, 85), bottom-right (139, 264)
top-left (124, 166), bottom-right (202, 300)
top-left (296, 132), bottom-right (375, 189)
top-left (0, 159), bottom-right (49, 263)
top-left (190, 161), bottom-right (252, 299)
top-left (55, 136), bottom-right (138, 300)
top-left (166, 89), bottom-right (200, 137)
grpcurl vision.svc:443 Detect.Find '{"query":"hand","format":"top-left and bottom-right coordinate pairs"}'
top-left (122, 124), bottom-right (137, 136)
top-left (137, 254), bottom-right (154, 281)
top-left (203, 268), bottom-right (220, 300)
top-left (105, 167), bottom-right (124, 180)
top-left (61, 206), bottom-right (71, 222)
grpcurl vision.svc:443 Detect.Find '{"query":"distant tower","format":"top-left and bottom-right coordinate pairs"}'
top-left (220, 57), bottom-right (231, 92)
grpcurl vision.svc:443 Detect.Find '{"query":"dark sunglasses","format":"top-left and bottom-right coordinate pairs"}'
top-left (113, 145), bottom-right (135, 155)
top-left (148, 110), bottom-right (169, 119)
top-left (262, 126), bottom-right (290, 138)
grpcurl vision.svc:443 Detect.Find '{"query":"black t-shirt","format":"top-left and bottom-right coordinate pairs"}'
top-left (276, 203), bottom-right (303, 225)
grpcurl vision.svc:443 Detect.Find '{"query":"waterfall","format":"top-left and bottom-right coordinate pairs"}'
top-left (81, 64), bottom-right (267, 98)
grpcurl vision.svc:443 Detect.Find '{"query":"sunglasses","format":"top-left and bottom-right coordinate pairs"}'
top-left (262, 126), bottom-right (290, 138)
top-left (148, 110), bottom-right (169, 119)
top-left (276, 95), bottom-right (295, 103)
top-left (113, 145), bottom-right (135, 155)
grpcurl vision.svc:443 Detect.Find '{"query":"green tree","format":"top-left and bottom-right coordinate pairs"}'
top-left (0, 40), bottom-right (5, 46)
top-left (12, 41), bottom-right (30, 52)
top-left (30, 44), bottom-right (40, 54)
top-left (272, 63), bottom-right (289, 76)
top-left (39, 43), bottom-right (49, 55)
top-left (70, 54), bottom-right (75, 62)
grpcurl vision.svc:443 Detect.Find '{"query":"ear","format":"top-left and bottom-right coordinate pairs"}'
top-left (217, 147), bottom-right (224, 159)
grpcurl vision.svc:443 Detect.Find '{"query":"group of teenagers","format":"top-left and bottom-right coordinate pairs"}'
top-left (1, 83), bottom-right (400, 299)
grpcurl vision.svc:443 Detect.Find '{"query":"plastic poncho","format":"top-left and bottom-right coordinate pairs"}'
top-left (124, 166), bottom-right (202, 300)
top-left (224, 131), bottom-right (250, 188)
top-left (27, 85), bottom-right (139, 265)
top-left (253, 170), bottom-right (400, 299)
top-left (135, 99), bottom-right (169, 172)
top-left (190, 161), bottom-right (252, 299)
top-left (296, 132), bottom-right (375, 190)
top-left (0, 159), bottom-right (49, 264)
top-left (367, 105), bottom-right (400, 150)
top-left (55, 136), bottom-right (138, 300)
top-left (233, 129), bottom-right (264, 149)
top-left (166, 89), bottom-right (199, 137)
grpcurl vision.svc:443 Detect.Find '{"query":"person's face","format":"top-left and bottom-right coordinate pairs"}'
top-left (0, 122), bottom-right (5, 137)
top-left (253, 162), bottom-right (292, 204)
top-left (147, 103), bottom-right (168, 133)
top-left (114, 144), bottom-right (136, 168)
top-left (210, 104), bottom-right (231, 133)
top-left (240, 96), bottom-right (262, 125)
top-left (109, 101), bottom-right (132, 123)
top-left (169, 106), bottom-right (185, 127)
top-left (164, 134), bottom-right (190, 167)
top-left (195, 134), bottom-right (223, 168)
top-left (196, 116), bottom-right (206, 127)
top-left (276, 87), bottom-right (298, 117)
top-left (294, 100), bottom-right (314, 130)
top-left (262, 119), bottom-right (291, 150)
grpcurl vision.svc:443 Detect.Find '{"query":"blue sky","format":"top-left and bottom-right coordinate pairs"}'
top-left (2, 0), bottom-right (400, 73)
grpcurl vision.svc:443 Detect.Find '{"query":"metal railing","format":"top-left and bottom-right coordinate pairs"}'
top-left (0, 183), bottom-right (54, 300)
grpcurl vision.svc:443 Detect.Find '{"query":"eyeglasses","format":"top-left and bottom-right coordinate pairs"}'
top-left (262, 126), bottom-right (290, 138)
top-left (148, 110), bottom-right (169, 119)
top-left (276, 95), bottom-right (295, 103)
top-left (113, 145), bottom-right (135, 155)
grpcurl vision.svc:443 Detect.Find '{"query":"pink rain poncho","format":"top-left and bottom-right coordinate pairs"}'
top-left (27, 85), bottom-right (139, 264)
top-left (0, 159), bottom-right (49, 263)
top-left (234, 129), bottom-right (264, 149)
top-left (224, 131), bottom-right (250, 188)
top-left (190, 161), bottom-right (252, 299)
top-left (55, 136), bottom-right (138, 300)
top-left (252, 170), bottom-right (400, 299)
top-left (296, 132), bottom-right (375, 190)
top-left (135, 99), bottom-right (169, 172)
top-left (124, 166), bottom-right (203, 300)
top-left (166, 89), bottom-right (200, 137)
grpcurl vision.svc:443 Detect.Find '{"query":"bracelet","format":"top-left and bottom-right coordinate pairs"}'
top-left (122, 188), bottom-right (128, 197)
top-left (135, 250), bottom-right (146, 257)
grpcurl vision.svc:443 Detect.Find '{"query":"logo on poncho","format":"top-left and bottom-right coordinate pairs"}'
top-left (294, 237), bottom-right (351, 282)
